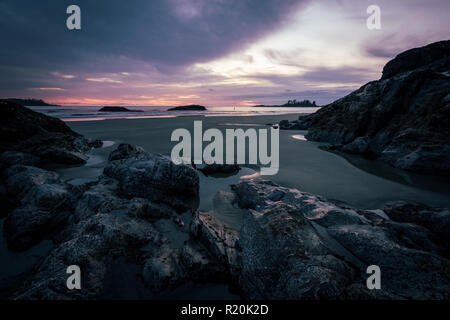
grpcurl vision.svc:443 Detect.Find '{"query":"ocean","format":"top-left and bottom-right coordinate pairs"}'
top-left (27, 105), bottom-right (320, 121)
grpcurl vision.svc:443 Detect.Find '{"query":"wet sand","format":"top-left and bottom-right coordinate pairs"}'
top-left (67, 114), bottom-right (450, 210)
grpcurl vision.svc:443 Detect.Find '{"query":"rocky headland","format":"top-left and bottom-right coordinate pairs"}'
top-left (280, 40), bottom-right (450, 176)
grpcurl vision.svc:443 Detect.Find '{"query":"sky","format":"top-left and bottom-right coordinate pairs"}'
top-left (0, 0), bottom-right (449, 107)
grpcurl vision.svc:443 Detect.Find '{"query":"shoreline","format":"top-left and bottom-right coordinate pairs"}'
top-left (66, 114), bottom-right (450, 209)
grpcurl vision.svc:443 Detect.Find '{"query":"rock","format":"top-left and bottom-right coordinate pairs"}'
top-left (381, 40), bottom-right (450, 79)
top-left (0, 183), bottom-right (16, 218)
top-left (239, 202), bottom-right (356, 299)
top-left (167, 105), bottom-right (207, 111)
top-left (190, 211), bottom-right (239, 273)
top-left (107, 143), bottom-right (146, 161)
top-left (233, 179), bottom-right (450, 299)
top-left (0, 101), bottom-right (101, 166)
top-left (142, 250), bottom-right (185, 290)
top-left (0, 151), bottom-right (40, 170)
top-left (14, 213), bottom-right (159, 299)
top-left (231, 181), bottom-right (267, 210)
top-left (3, 182), bottom-right (72, 251)
top-left (279, 40), bottom-right (450, 176)
top-left (178, 211), bottom-right (240, 283)
top-left (383, 201), bottom-right (450, 246)
top-left (279, 119), bottom-right (309, 130)
top-left (4, 165), bottom-right (59, 198)
top-left (341, 136), bottom-right (370, 154)
top-left (4, 207), bottom-right (60, 252)
top-left (104, 144), bottom-right (199, 212)
top-left (328, 224), bottom-right (450, 299)
top-left (197, 163), bottom-right (241, 176)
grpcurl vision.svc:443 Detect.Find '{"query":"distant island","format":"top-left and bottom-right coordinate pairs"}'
top-left (254, 99), bottom-right (317, 108)
top-left (1, 98), bottom-right (59, 106)
top-left (168, 105), bottom-right (207, 111)
top-left (98, 106), bottom-right (143, 112)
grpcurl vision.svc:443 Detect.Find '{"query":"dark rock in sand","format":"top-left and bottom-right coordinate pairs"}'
top-left (0, 101), bottom-right (102, 166)
top-left (167, 105), bottom-right (207, 111)
top-left (279, 40), bottom-right (450, 175)
top-left (104, 144), bottom-right (199, 212)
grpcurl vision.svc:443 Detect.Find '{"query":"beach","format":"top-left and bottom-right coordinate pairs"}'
top-left (66, 113), bottom-right (450, 214)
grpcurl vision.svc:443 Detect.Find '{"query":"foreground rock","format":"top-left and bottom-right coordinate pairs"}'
top-left (104, 144), bottom-right (199, 212)
top-left (0, 101), bottom-right (101, 166)
top-left (3, 144), bottom-right (211, 299)
top-left (280, 40), bottom-right (450, 176)
top-left (232, 179), bottom-right (450, 299)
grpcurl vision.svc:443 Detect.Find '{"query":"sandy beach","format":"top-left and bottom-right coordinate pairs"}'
top-left (66, 114), bottom-right (450, 213)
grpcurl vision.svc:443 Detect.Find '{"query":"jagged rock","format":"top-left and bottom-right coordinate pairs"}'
top-left (231, 181), bottom-right (263, 209)
top-left (4, 165), bottom-right (59, 198)
top-left (239, 202), bottom-right (357, 299)
top-left (341, 136), bottom-right (370, 154)
top-left (107, 143), bottom-right (146, 161)
top-left (190, 211), bottom-right (239, 273)
top-left (2, 167), bottom-right (73, 251)
top-left (328, 224), bottom-right (450, 299)
top-left (383, 201), bottom-right (450, 245)
top-left (0, 101), bottom-right (101, 166)
top-left (14, 212), bottom-right (159, 299)
top-left (104, 144), bottom-right (199, 212)
top-left (279, 40), bottom-right (450, 175)
top-left (73, 176), bottom-right (127, 222)
top-left (0, 151), bottom-right (40, 170)
top-left (233, 179), bottom-right (450, 299)
top-left (381, 40), bottom-right (450, 79)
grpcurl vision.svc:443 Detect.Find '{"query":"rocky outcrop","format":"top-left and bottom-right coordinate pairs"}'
top-left (0, 101), bottom-right (101, 166)
top-left (280, 40), bottom-right (450, 175)
top-left (232, 179), bottom-right (450, 299)
top-left (1, 142), bottom-right (213, 299)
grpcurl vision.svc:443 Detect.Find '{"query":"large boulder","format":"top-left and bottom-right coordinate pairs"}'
top-left (280, 40), bottom-right (450, 175)
top-left (104, 144), bottom-right (199, 212)
top-left (0, 101), bottom-right (101, 166)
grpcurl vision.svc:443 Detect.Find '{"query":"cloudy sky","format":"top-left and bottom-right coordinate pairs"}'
top-left (0, 0), bottom-right (449, 106)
